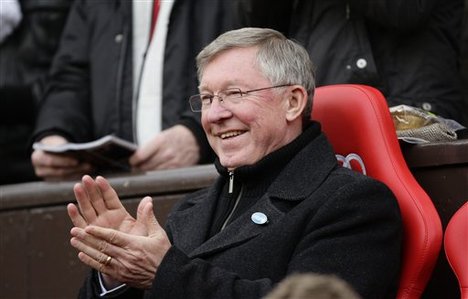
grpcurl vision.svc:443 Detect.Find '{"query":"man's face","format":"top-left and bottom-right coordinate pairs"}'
top-left (200, 47), bottom-right (296, 170)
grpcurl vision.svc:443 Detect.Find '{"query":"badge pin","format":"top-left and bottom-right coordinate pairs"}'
top-left (251, 212), bottom-right (268, 225)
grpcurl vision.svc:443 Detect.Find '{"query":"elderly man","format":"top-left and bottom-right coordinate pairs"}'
top-left (68, 27), bottom-right (402, 299)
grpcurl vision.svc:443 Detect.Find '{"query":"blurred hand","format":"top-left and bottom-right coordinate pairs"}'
top-left (130, 125), bottom-right (199, 171)
top-left (70, 199), bottom-right (171, 289)
top-left (31, 135), bottom-right (93, 181)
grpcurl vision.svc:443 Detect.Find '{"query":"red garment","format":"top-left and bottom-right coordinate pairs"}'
top-left (149, 0), bottom-right (160, 40)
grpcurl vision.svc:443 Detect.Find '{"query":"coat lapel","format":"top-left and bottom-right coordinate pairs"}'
top-left (268, 134), bottom-right (338, 200)
top-left (168, 133), bottom-right (339, 259)
top-left (188, 194), bottom-right (284, 258)
top-left (167, 181), bottom-right (221, 254)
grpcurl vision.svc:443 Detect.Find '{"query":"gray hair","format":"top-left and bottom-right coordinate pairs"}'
top-left (196, 27), bottom-right (316, 126)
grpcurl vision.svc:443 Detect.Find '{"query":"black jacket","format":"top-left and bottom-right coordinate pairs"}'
top-left (0, 0), bottom-right (73, 184)
top-left (238, 0), bottom-right (465, 122)
top-left (33, 0), bottom-right (239, 162)
top-left (78, 124), bottom-right (402, 299)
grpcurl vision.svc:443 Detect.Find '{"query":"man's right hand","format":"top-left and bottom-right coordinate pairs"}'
top-left (31, 135), bottom-right (93, 181)
top-left (68, 175), bottom-right (154, 289)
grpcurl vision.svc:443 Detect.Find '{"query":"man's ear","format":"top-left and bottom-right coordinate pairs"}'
top-left (285, 85), bottom-right (307, 122)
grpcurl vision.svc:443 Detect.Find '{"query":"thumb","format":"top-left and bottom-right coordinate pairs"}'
top-left (136, 196), bottom-right (153, 222)
top-left (143, 199), bottom-right (162, 236)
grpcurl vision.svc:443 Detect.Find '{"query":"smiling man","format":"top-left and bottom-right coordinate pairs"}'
top-left (68, 28), bottom-right (402, 299)
top-left (196, 45), bottom-right (303, 170)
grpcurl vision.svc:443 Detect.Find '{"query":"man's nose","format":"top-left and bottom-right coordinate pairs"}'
top-left (203, 96), bottom-right (231, 122)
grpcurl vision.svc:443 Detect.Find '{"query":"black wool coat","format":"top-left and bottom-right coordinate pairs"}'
top-left (79, 130), bottom-right (402, 299)
top-left (33, 0), bottom-right (239, 161)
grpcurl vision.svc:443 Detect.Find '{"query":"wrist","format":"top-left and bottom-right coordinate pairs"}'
top-left (101, 272), bottom-right (122, 289)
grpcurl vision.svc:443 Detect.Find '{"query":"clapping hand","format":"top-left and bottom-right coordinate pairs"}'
top-left (67, 175), bottom-right (171, 289)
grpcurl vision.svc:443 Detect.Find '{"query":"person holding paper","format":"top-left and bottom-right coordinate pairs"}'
top-left (31, 0), bottom-right (239, 180)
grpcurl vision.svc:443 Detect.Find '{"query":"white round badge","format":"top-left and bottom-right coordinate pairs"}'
top-left (251, 212), bottom-right (268, 225)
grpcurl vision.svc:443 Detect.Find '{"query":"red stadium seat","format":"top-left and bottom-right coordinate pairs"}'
top-left (444, 202), bottom-right (468, 299)
top-left (312, 84), bottom-right (443, 299)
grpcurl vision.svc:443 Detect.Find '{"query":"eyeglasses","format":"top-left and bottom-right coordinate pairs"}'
top-left (189, 84), bottom-right (293, 112)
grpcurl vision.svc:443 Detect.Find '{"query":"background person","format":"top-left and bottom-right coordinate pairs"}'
top-left (0, 0), bottom-right (73, 184)
top-left (262, 273), bottom-right (361, 299)
top-left (31, 0), bottom-right (239, 180)
top-left (237, 0), bottom-right (466, 125)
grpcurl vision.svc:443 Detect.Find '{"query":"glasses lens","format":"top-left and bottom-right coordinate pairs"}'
top-left (223, 89), bottom-right (243, 103)
top-left (189, 95), bottom-right (202, 112)
top-left (189, 88), bottom-right (245, 112)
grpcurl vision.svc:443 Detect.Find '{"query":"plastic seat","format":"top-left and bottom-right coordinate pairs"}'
top-left (444, 202), bottom-right (468, 299)
top-left (311, 84), bottom-right (443, 299)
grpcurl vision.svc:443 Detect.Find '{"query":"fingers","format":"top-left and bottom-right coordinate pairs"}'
top-left (137, 199), bottom-right (168, 249)
top-left (134, 148), bottom-right (176, 171)
top-left (129, 135), bottom-right (162, 168)
top-left (95, 176), bottom-right (125, 210)
top-left (32, 135), bottom-right (93, 180)
top-left (136, 197), bottom-right (161, 235)
top-left (149, 140), bottom-right (198, 170)
top-left (70, 227), bottom-right (120, 273)
top-left (85, 226), bottom-right (126, 247)
top-left (142, 201), bottom-right (162, 236)
top-left (130, 126), bottom-right (199, 171)
top-left (71, 221), bottom-right (169, 290)
top-left (72, 238), bottom-right (114, 274)
top-left (73, 179), bottom-right (97, 223)
top-left (74, 175), bottom-right (125, 224)
top-left (32, 150), bottom-right (93, 180)
top-left (136, 196), bottom-right (153, 223)
top-left (82, 175), bottom-right (107, 213)
top-left (32, 150), bottom-right (79, 168)
top-left (71, 226), bottom-right (128, 277)
top-left (71, 227), bottom-right (157, 289)
top-left (67, 203), bottom-right (88, 228)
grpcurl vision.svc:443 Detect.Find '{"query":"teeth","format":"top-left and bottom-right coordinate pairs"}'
top-left (220, 131), bottom-right (243, 139)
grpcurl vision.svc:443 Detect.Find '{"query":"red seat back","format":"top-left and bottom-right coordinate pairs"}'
top-left (444, 202), bottom-right (468, 299)
top-left (312, 84), bottom-right (443, 299)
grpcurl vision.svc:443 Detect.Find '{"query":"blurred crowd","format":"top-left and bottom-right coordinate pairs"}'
top-left (1, 0), bottom-right (467, 185)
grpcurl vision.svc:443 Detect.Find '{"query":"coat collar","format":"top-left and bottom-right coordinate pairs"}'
top-left (167, 130), bottom-right (338, 258)
top-left (268, 133), bottom-right (338, 200)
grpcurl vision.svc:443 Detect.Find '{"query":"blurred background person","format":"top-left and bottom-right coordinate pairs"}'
top-left (237, 0), bottom-right (466, 125)
top-left (0, 0), bottom-right (73, 184)
top-left (459, 0), bottom-right (468, 126)
top-left (31, 0), bottom-right (239, 181)
top-left (263, 273), bottom-right (361, 299)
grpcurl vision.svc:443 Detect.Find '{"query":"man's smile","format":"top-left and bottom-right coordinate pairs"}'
top-left (217, 130), bottom-right (246, 139)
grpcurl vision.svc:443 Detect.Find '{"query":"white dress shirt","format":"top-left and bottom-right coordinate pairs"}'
top-left (133, 0), bottom-right (174, 146)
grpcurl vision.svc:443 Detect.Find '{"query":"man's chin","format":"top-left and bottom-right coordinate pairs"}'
top-left (218, 156), bottom-right (241, 170)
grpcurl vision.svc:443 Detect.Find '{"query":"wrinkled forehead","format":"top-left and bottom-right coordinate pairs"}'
top-left (198, 48), bottom-right (269, 92)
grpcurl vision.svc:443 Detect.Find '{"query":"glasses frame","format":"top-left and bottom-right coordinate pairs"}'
top-left (189, 84), bottom-right (293, 112)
